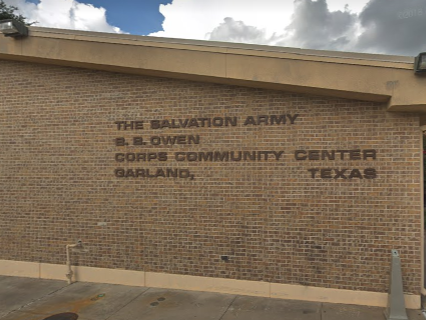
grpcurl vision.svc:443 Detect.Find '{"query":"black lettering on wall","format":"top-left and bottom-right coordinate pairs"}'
top-left (115, 138), bottom-right (127, 146)
top-left (308, 168), bottom-right (378, 179)
top-left (295, 150), bottom-right (377, 161)
top-left (115, 121), bottom-right (144, 130)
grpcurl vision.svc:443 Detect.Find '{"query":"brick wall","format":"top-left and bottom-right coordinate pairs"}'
top-left (0, 59), bottom-right (422, 294)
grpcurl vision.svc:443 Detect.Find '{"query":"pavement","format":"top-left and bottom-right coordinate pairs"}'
top-left (0, 276), bottom-right (424, 320)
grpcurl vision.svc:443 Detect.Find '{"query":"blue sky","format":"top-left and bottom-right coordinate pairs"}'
top-left (5, 0), bottom-right (426, 56)
top-left (85, 0), bottom-right (172, 35)
top-left (19, 0), bottom-right (173, 34)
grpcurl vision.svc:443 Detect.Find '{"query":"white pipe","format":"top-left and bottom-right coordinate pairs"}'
top-left (66, 241), bottom-right (83, 284)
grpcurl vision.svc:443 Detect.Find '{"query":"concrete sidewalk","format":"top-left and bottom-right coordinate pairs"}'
top-left (0, 276), bottom-right (424, 320)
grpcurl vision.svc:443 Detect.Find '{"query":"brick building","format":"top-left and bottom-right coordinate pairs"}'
top-left (0, 27), bottom-right (425, 308)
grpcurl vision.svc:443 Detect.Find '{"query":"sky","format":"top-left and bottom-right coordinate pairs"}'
top-left (4, 0), bottom-right (426, 56)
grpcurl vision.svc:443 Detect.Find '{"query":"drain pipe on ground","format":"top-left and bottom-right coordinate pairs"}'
top-left (66, 240), bottom-right (87, 284)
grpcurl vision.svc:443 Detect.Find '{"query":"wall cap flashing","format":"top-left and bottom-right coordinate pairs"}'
top-left (28, 27), bottom-right (414, 66)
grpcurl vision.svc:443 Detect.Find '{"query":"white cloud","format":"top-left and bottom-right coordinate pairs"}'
top-left (5, 0), bottom-right (422, 55)
top-left (149, 0), bottom-right (370, 41)
top-left (149, 0), bottom-right (295, 40)
top-left (3, 0), bottom-right (123, 33)
top-left (151, 0), bottom-right (425, 56)
top-left (208, 17), bottom-right (281, 45)
top-left (326, 0), bottom-right (370, 14)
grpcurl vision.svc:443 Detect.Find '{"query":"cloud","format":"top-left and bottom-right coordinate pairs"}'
top-left (148, 0), bottom-right (369, 43)
top-left (207, 17), bottom-right (281, 45)
top-left (149, 0), bottom-right (294, 40)
top-left (281, 0), bottom-right (358, 51)
top-left (5, 0), bottom-right (425, 56)
top-left (206, 0), bottom-right (360, 51)
top-left (355, 0), bottom-right (426, 55)
top-left (283, 0), bottom-right (426, 55)
top-left (153, 0), bottom-right (424, 56)
top-left (3, 0), bottom-right (123, 33)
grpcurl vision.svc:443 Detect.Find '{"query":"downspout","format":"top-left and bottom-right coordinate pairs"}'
top-left (66, 240), bottom-right (86, 284)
